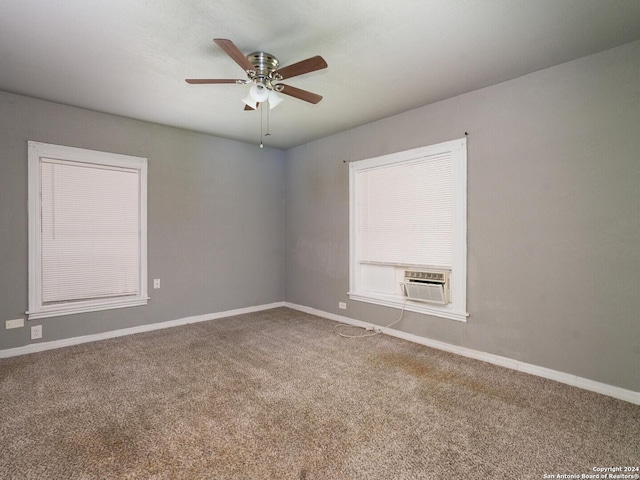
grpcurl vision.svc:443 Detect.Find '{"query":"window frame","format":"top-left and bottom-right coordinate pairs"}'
top-left (348, 138), bottom-right (468, 322)
top-left (27, 141), bottom-right (148, 320)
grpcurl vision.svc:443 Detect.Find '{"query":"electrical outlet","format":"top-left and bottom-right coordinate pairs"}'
top-left (31, 325), bottom-right (42, 340)
top-left (6, 318), bottom-right (24, 329)
top-left (338, 302), bottom-right (347, 310)
top-left (153, 279), bottom-right (160, 289)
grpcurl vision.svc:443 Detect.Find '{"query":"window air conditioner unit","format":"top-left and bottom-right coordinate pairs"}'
top-left (401, 270), bottom-right (450, 305)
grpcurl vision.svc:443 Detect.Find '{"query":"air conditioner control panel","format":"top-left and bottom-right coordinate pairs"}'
top-left (404, 270), bottom-right (447, 283)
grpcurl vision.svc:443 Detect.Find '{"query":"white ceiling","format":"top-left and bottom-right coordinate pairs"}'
top-left (1, 0), bottom-right (639, 149)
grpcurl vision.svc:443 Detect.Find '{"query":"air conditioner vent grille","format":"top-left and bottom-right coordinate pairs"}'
top-left (402, 270), bottom-right (450, 305)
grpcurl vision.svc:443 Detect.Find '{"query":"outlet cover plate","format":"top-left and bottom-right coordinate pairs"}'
top-left (31, 325), bottom-right (42, 340)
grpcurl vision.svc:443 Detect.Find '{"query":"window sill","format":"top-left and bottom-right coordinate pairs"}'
top-left (27, 297), bottom-right (149, 320)
top-left (348, 291), bottom-right (468, 322)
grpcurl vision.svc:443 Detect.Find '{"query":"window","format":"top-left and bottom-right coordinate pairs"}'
top-left (349, 138), bottom-right (468, 322)
top-left (27, 141), bottom-right (148, 319)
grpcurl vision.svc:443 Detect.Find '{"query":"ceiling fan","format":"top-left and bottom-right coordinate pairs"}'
top-left (186, 38), bottom-right (328, 111)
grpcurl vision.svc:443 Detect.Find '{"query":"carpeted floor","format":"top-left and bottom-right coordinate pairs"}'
top-left (1, 307), bottom-right (638, 479)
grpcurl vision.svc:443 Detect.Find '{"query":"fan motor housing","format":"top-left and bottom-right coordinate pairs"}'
top-left (247, 52), bottom-right (280, 77)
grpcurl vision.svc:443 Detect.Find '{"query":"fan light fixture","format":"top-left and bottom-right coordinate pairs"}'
top-left (242, 96), bottom-right (257, 110)
top-left (250, 82), bottom-right (269, 102)
top-left (267, 90), bottom-right (283, 109)
top-left (242, 82), bottom-right (283, 110)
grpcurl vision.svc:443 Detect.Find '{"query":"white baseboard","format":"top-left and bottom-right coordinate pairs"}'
top-left (284, 302), bottom-right (640, 405)
top-left (3, 300), bottom-right (637, 405)
top-left (0, 302), bottom-right (285, 359)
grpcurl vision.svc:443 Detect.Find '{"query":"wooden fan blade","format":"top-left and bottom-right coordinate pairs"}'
top-left (279, 84), bottom-right (323, 104)
top-left (274, 56), bottom-right (327, 80)
top-left (213, 38), bottom-right (255, 73)
top-left (185, 79), bottom-right (243, 84)
top-left (244, 102), bottom-right (259, 111)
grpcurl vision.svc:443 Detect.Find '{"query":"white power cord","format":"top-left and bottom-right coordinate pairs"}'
top-left (333, 299), bottom-right (408, 339)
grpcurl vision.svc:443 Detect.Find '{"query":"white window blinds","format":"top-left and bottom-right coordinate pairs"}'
top-left (355, 152), bottom-right (453, 268)
top-left (40, 159), bottom-right (141, 303)
top-left (28, 141), bottom-right (148, 320)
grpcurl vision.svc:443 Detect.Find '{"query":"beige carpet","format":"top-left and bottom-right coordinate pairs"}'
top-left (1, 307), bottom-right (638, 479)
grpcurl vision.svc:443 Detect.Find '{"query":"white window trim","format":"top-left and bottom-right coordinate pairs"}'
top-left (348, 138), bottom-right (468, 322)
top-left (27, 141), bottom-right (148, 320)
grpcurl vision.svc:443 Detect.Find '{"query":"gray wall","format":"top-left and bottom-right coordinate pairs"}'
top-left (2, 41), bottom-right (638, 393)
top-left (285, 40), bottom-right (640, 391)
top-left (0, 92), bottom-right (285, 350)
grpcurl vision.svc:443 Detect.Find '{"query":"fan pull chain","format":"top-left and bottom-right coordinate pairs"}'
top-left (265, 105), bottom-right (271, 137)
top-left (259, 102), bottom-right (264, 148)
